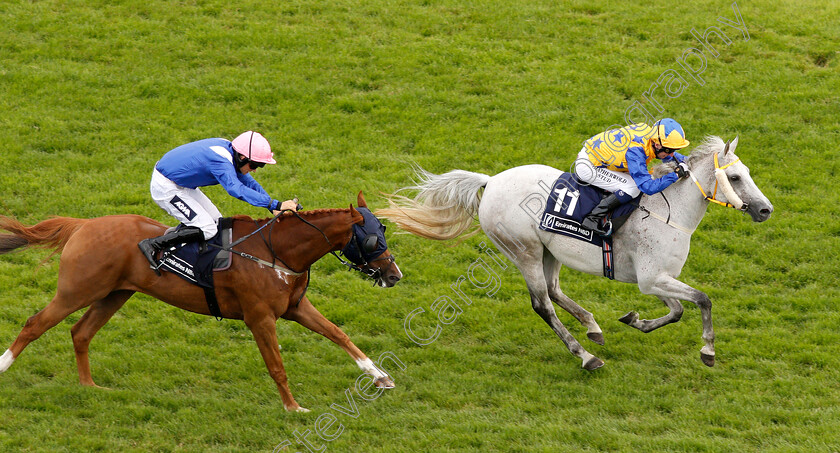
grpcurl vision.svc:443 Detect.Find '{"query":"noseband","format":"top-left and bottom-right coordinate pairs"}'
top-left (687, 148), bottom-right (749, 212)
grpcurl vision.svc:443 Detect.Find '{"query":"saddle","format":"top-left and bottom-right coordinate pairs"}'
top-left (158, 218), bottom-right (235, 320)
top-left (539, 174), bottom-right (638, 245)
top-left (539, 174), bottom-right (639, 279)
top-left (159, 217), bottom-right (234, 287)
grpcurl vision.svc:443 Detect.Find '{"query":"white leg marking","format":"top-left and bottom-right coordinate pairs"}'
top-left (579, 350), bottom-right (595, 368)
top-left (0, 349), bottom-right (15, 373)
top-left (356, 358), bottom-right (387, 379)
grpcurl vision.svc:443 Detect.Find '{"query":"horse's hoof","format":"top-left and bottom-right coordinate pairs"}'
top-left (286, 406), bottom-right (310, 413)
top-left (583, 356), bottom-right (605, 371)
top-left (374, 376), bottom-right (395, 389)
top-left (619, 311), bottom-right (638, 325)
top-left (701, 352), bottom-right (715, 367)
top-left (587, 332), bottom-right (605, 345)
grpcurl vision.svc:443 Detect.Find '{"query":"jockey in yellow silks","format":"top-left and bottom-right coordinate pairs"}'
top-left (573, 118), bottom-right (690, 236)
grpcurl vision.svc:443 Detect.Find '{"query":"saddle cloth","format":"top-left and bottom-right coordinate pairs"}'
top-left (539, 174), bottom-right (638, 246)
top-left (159, 217), bottom-right (234, 290)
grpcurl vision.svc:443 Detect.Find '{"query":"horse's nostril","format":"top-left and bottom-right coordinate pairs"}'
top-left (760, 208), bottom-right (772, 215)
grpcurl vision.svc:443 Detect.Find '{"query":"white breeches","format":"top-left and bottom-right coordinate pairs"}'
top-left (150, 169), bottom-right (222, 240)
top-left (574, 148), bottom-right (641, 197)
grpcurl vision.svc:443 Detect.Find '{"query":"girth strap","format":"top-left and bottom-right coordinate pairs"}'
top-left (602, 238), bottom-right (615, 280)
top-left (203, 286), bottom-right (223, 321)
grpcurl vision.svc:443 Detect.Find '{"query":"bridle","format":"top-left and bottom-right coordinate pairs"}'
top-left (640, 141), bottom-right (747, 235)
top-left (332, 249), bottom-right (396, 284)
top-left (686, 142), bottom-right (748, 212)
top-left (214, 209), bottom-right (394, 283)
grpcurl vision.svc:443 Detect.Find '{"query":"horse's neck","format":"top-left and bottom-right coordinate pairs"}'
top-left (646, 156), bottom-right (716, 233)
top-left (271, 210), bottom-right (354, 270)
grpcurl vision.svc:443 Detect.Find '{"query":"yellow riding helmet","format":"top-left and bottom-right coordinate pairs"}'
top-left (654, 118), bottom-right (690, 149)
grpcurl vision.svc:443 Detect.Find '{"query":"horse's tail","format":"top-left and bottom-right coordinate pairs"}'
top-left (376, 167), bottom-right (491, 241)
top-left (0, 216), bottom-right (90, 260)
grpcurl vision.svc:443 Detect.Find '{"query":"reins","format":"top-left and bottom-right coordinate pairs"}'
top-left (210, 212), bottom-right (304, 275)
top-left (638, 194), bottom-right (694, 235)
top-left (213, 209), bottom-right (390, 282)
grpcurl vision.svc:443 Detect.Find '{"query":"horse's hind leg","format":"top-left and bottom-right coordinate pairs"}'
top-left (1, 292), bottom-right (98, 374)
top-left (542, 252), bottom-right (604, 345)
top-left (282, 296), bottom-right (394, 388)
top-left (70, 290), bottom-right (134, 387)
top-left (520, 258), bottom-right (603, 370)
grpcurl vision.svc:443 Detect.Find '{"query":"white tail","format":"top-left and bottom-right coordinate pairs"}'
top-left (376, 168), bottom-right (491, 241)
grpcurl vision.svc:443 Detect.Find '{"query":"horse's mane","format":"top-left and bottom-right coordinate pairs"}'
top-left (232, 208), bottom-right (354, 225)
top-left (651, 136), bottom-right (724, 178)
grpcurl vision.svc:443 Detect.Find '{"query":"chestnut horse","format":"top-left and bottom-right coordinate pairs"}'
top-left (0, 192), bottom-right (401, 412)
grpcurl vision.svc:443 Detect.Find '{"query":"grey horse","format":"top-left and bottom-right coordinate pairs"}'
top-left (378, 136), bottom-right (773, 370)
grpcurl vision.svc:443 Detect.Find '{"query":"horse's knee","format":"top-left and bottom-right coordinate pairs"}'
top-left (693, 292), bottom-right (711, 311)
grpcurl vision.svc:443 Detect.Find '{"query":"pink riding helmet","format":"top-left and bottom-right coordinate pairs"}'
top-left (231, 131), bottom-right (276, 164)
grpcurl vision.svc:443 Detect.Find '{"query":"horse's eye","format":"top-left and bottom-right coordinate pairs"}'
top-left (729, 175), bottom-right (741, 182)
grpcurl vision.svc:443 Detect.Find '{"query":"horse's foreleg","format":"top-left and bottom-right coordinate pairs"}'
top-left (70, 290), bottom-right (133, 387)
top-left (282, 296), bottom-right (394, 388)
top-left (637, 277), bottom-right (714, 367)
top-left (244, 312), bottom-right (307, 412)
top-left (618, 296), bottom-right (684, 333)
top-left (542, 253), bottom-right (604, 345)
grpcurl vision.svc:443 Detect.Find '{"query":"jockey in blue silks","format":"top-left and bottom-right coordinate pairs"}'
top-left (139, 131), bottom-right (298, 273)
top-left (573, 118), bottom-right (691, 236)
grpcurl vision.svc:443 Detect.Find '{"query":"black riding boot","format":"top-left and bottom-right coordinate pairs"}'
top-left (138, 227), bottom-right (205, 275)
top-left (581, 194), bottom-right (623, 237)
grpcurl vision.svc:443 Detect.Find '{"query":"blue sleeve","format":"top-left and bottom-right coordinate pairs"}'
top-left (238, 174), bottom-right (281, 211)
top-left (626, 146), bottom-right (679, 195)
top-left (208, 159), bottom-right (279, 210)
top-left (661, 152), bottom-right (687, 164)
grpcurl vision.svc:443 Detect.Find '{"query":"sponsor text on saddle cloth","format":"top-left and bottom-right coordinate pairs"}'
top-left (539, 174), bottom-right (637, 279)
top-left (158, 218), bottom-right (234, 318)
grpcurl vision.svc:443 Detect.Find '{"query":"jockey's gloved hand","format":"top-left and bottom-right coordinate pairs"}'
top-left (279, 199), bottom-right (299, 211)
top-left (675, 162), bottom-right (690, 179)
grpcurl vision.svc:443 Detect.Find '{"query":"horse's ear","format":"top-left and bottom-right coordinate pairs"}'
top-left (350, 204), bottom-right (365, 225)
top-left (357, 191), bottom-right (367, 208)
top-left (721, 140), bottom-right (731, 157)
top-left (729, 136), bottom-right (739, 153)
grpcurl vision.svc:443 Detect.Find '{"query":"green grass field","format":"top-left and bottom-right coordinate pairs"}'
top-left (2, 0), bottom-right (839, 451)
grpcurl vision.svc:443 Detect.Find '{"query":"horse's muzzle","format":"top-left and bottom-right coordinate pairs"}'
top-left (747, 200), bottom-right (774, 222)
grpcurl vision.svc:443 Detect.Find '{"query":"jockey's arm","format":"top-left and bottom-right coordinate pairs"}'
top-left (626, 147), bottom-right (679, 195)
top-left (211, 163), bottom-right (280, 211)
